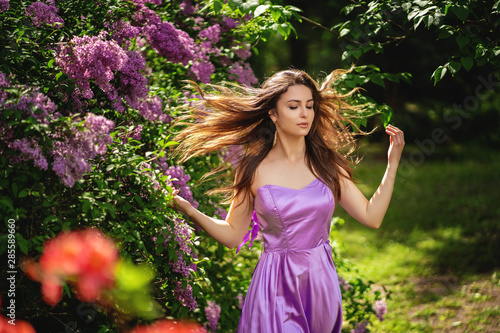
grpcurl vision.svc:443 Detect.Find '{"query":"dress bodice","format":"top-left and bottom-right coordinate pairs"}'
top-left (253, 178), bottom-right (335, 252)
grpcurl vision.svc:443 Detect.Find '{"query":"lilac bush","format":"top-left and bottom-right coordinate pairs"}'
top-left (0, 0), bottom-right (386, 331)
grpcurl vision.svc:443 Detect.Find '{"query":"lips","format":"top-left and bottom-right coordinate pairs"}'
top-left (298, 122), bottom-right (308, 128)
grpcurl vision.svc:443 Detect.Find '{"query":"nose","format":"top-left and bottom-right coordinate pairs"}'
top-left (300, 106), bottom-right (308, 118)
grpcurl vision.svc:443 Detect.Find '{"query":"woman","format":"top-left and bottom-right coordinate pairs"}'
top-left (170, 69), bottom-right (405, 332)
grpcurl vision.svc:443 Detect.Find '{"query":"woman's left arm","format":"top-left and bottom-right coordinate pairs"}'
top-left (339, 125), bottom-right (405, 229)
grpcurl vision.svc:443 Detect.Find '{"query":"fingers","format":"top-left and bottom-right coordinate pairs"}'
top-left (385, 124), bottom-right (405, 146)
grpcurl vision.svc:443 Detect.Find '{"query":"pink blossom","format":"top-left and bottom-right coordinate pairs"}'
top-left (374, 299), bottom-right (387, 321)
top-left (205, 301), bottom-right (221, 333)
top-left (233, 43), bottom-right (252, 60)
top-left (351, 321), bottom-right (369, 333)
top-left (179, 0), bottom-right (195, 15)
top-left (26, 1), bottom-right (64, 28)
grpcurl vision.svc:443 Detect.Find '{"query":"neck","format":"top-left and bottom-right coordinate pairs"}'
top-left (272, 133), bottom-right (307, 164)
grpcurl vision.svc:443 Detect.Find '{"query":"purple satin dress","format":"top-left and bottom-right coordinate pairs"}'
top-left (237, 178), bottom-right (343, 333)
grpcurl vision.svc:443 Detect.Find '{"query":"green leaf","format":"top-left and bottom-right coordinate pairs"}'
top-left (47, 59), bottom-right (55, 68)
top-left (370, 74), bottom-right (385, 88)
top-left (254, 4), bottom-right (270, 17)
top-left (456, 35), bottom-right (470, 49)
top-left (380, 106), bottom-right (394, 128)
top-left (15, 233), bottom-right (29, 254)
top-left (271, 8), bottom-right (281, 22)
top-left (56, 72), bottom-right (63, 81)
top-left (437, 25), bottom-right (454, 39)
top-left (461, 56), bottom-right (474, 71)
top-left (213, 0), bottom-right (222, 13)
top-left (450, 5), bottom-right (469, 21)
top-left (448, 60), bottom-right (461, 76)
top-left (431, 65), bottom-right (447, 85)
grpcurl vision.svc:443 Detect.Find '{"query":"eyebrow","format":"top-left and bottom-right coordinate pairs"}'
top-left (287, 99), bottom-right (314, 103)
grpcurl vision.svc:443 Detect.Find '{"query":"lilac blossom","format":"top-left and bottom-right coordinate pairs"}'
top-left (339, 276), bottom-right (353, 292)
top-left (110, 20), bottom-right (141, 48)
top-left (179, 0), bottom-right (195, 15)
top-left (130, 0), bottom-right (161, 5)
top-left (199, 24), bottom-right (221, 44)
top-left (188, 61), bottom-right (215, 83)
top-left (233, 43), bottom-right (252, 60)
top-left (228, 62), bottom-right (258, 86)
top-left (236, 293), bottom-right (244, 309)
top-left (26, 1), bottom-right (64, 28)
top-left (55, 32), bottom-right (127, 101)
top-left (205, 301), bottom-right (221, 333)
top-left (0, 0), bottom-right (9, 13)
top-left (131, 3), bottom-right (161, 27)
top-left (214, 207), bottom-right (227, 221)
top-left (138, 95), bottom-right (171, 122)
top-left (223, 16), bottom-right (238, 31)
top-left (11, 138), bottom-right (48, 170)
top-left (51, 113), bottom-right (114, 187)
top-left (173, 218), bottom-right (193, 255)
top-left (0, 72), bottom-right (11, 104)
top-left (118, 51), bottom-right (148, 111)
top-left (157, 163), bottom-right (198, 208)
top-left (145, 22), bottom-right (195, 65)
top-left (173, 281), bottom-right (198, 311)
top-left (15, 91), bottom-right (57, 123)
top-left (374, 299), bottom-right (387, 321)
top-left (351, 321), bottom-right (369, 333)
top-left (171, 251), bottom-right (191, 277)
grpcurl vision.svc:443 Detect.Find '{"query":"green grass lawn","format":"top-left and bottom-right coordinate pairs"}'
top-left (332, 143), bottom-right (500, 332)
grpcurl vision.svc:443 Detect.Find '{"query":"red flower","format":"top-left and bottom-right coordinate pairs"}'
top-left (22, 228), bottom-right (119, 306)
top-left (130, 319), bottom-right (207, 333)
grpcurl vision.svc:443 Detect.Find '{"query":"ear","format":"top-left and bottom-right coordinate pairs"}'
top-left (268, 109), bottom-right (277, 122)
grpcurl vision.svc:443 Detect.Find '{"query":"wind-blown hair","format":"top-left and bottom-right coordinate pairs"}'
top-left (173, 68), bottom-right (365, 204)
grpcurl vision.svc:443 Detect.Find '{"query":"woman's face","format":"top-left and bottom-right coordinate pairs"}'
top-left (270, 84), bottom-right (314, 137)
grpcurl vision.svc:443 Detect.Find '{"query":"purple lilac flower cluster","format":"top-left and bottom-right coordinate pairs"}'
top-left (11, 138), bottom-right (48, 170)
top-left (171, 251), bottom-right (191, 277)
top-left (156, 159), bottom-right (199, 208)
top-left (109, 20), bottom-right (141, 49)
top-left (204, 301), bottom-right (221, 333)
top-left (351, 320), bottom-right (369, 333)
top-left (25, 1), bottom-right (64, 28)
top-left (373, 299), bottom-right (387, 321)
top-left (173, 218), bottom-right (193, 255)
top-left (138, 96), bottom-right (171, 122)
top-left (115, 50), bottom-right (148, 112)
top-left (236, 293), bottom-right (244, 309)
top-left (0, 0), bottom-right (9, 13)
top-left (55, 32), bottom-right (128, 100)
top-left (229, 62), bottom-right (258, 87)
top-left (173, 281), bottom-right (198, 311)
top-left (145, 22), bottom-right (195, 65)
top-left (52, 113), bottom-right (114, 187)
top-left (14, 91), bottom-right (57, 123)
top-left (338, 276), bottom-right (353, 292)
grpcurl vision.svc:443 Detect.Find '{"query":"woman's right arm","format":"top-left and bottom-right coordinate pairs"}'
top-left (171, 189), bottom-right (254, 249)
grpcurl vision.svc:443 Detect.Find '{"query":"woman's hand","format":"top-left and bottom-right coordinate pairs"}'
top-left (385, 124), bottom-right (405, 167)
top-left (160, 187), bottom-right (193, 215)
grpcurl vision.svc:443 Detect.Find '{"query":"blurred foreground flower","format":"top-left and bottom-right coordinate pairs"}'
top-left (23, 228), bottom-right (118, 305)
top-left (0, 296), bottom-right (35, 333)
top-left (130, 319), bottom-right (207, 333)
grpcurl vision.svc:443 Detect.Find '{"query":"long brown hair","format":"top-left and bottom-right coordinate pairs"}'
top-left (173, 68), bottom-right (365, 204)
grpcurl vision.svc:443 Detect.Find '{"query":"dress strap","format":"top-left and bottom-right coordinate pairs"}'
top-left (236, 210), bottom-right (260, 253)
